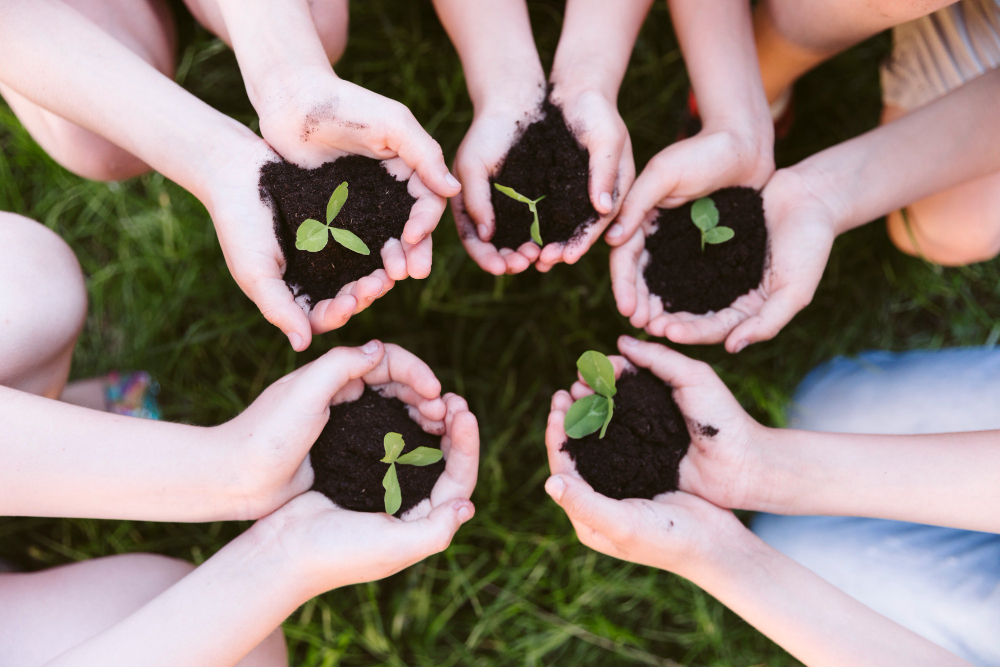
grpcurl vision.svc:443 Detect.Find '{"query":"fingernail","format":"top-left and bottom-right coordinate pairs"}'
top-left (620, 335), bottom-right (638, 347)
top-left (360, 340), bottom-right (380, 354)
top-left (733, 340), bottom-right (749, 354)
top-left (544, 476), bottom-right (566, 501)
top-left (456, 502), bottom-right (473, 523)
top-left (289, 332), bottom-right (303, 350)
top-left (607, 223), bottom-right (623, 239)
top-left (446, 172), bottom-right (461, 189)
top-left (477, 224), bottom-right (489, 240)
top-left (599, 192), bottom-right (613, 212)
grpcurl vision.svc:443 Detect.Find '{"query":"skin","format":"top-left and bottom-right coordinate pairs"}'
top-left (543, 336), bottom-right (975, 666)
top-left (613, 66), bottom-right (1000, 352)
top-left (432, 0), bottom-right (642, 274)
top-left (0, 0), bottom-right (459, 351)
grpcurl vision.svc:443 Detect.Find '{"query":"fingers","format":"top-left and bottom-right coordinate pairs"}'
top-left (252, 273), bottom-right (314, 352)
top-left (725, 285), bottom-right (811, 353)
top-left (456, 161), bottom-right (496, 242)
top-left (389, 497), bottom-right (475, 560)
top-left (617, 335), bottom-right (714, 389)
top-left (609, 228), bottom-right (645, 318)
top-left (390, 109), bottom-right (462, 199)
top-left (375, 384), bottom-right (447, 423)
top-left (363, 342), bottom-right (442, 399)
top-left (587, 124), bottom-right (627, 216)
top-left (658, 310), bottom-right (745, 346)
top-left (432, 394), bottom-right (479, 504)
top-left (453, 195), bottom-right (507, 275)
top-left (544, 474), bottom-right (636, 543)
top-left (381, 238), bottom-right (408, 281)
top-left (401, 233), bottom-right (434, 280)
top-left (286, 341), bottom-right (386, 412)
top-left (402, 171), bottom-right (446, 246)
top-left (308, 295), bottom-right (357, 334)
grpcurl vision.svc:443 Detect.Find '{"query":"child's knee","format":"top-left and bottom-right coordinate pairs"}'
top-left (0, 214), bottom-right (87, 385)
top-left (309, 0), bottom-right (349, 64)
top-left (887, 208), bottom-right (1000, 266)
top-left (46, 121), bottom-right (151, 182)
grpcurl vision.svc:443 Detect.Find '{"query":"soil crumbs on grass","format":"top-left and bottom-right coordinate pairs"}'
top-left (260, 155), bottom-right (415, 306)
top-left (311, 386), bottom-right (444, 516)
top-left (644, 186), bottom-right (767, 314)
top-left (489, 99), bottom-right (597, 250)
top-left (563, 368), bottom-right (690, 500)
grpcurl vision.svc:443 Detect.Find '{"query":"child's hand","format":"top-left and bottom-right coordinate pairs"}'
top-left (610, 169), bottom-right (836, 352)
top-left (544, 351), bottom-right (747, 577)
top-left (532, 85), bottom-right (636, 273)
top-left (451, 91), bottom-right (548, 275)
top-left (219, 340), bottom-right (479, 522)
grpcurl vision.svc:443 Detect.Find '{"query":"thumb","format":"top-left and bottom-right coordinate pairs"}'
top-left (587, 126), bottom-right (625, 216)
top-left (616, 335), bottom-right (717, 389)
top-left (288, 340), bottom-right (386, 411)
top-left (391, 111), bottom-right (462, 199)
top-left (389, 498), bottom-right (475, 562)
top-left (544, 474), bottom-right (635, 543)
top-left (611, 153), bottom-right (679, 246)
top-left (252, 274), bottom-right (313, 352)
top-left (725, 285), bottom-right (811, 353)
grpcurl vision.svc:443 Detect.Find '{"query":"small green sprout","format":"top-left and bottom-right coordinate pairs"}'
top-left (691, 196), bottom-right (734, 252)
top-left (494, 183), bottom-right (545, 245)
top-left (295, 181), bottom-right (370, 255)
top-left (380, 432), bottom-right (444, 515)
top-left (563, 351), bottom-right (617, 439)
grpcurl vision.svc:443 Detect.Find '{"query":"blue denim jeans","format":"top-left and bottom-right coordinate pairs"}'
top-left (752, 348), bottom-right (1000, 666)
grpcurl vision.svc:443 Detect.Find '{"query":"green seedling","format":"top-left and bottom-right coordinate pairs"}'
top-left (295, 181), bottom-right (370, 255)
top-left (563, 351), bottom-right (617, 439)
top-left (691, 196), bottom-right (734, 252)
top-left (494, 183), bottom-right (545, 245)
top-left (380, 432), bottom-right (444, 515)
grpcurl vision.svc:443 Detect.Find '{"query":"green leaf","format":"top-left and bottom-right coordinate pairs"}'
top-left (382, 432), bottom-right (405, 463)
top-left (599, 396), bottom-right (614, 439)
top-left (295, 219), bottom-right (330, 252)
top-left (577, 351), bottom-right (616, 398)
top-left (493, 183), bottom-right (533, 204)
top-left (330, 227), bottom-right (370, 255)
top-left (382, 463), bottom-right (401, 515)
top-left (703, 226), bottom-right (735, 245)
top-left (396, 446), bottom-right (444, 466)
top-left (529, 210), bottom-right (543, 245)
top-left (326, 181), bottom-right (349, 223)
top-left (564, 393), bottom-right (611, 439)
top-left (691, 197), bottom-right (719, 232)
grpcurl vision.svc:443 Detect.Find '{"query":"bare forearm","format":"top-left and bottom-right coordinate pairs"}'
top-left (751, 426), bottom-right (1000, 532)
top-left (0, 387), bottom-right (241, 522)
top-left (690, 531), bottom-right (968, 667)
top-left (44, 527), bottom-right (302, 667)
top-left (551, 0), bottom-right (654, 99)
top-left (793, 68), bottom-right (1000, 234)
top-left (668, 0), bottom-right (771, 133)
top-left (432, 0), bottom-right (544, 111)
top-left (0, 0), bottom-right (256, 200)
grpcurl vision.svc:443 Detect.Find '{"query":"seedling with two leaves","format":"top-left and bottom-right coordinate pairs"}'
top-left (494, 183), bottom-right (545, 245)
top-left (563, 351), bottom-right (617, 439)
top-left (691, 196), bottom-right (734, 252)
top-left (380, 432), bottom-right (443, 515)
top-left (295, 181), bottom-right (371, 255)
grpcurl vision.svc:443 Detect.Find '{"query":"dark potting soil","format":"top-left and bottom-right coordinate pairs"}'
top-left (489, 99), bottom-right (598, 249)
top-left (310, 386), bottom-right (444, 517)
top-left (562, 368), bottom-right (690, 500)
top-left (643, 186), bottom-right (767, 315)
top-left (259, 155), bottom-right (415, 306)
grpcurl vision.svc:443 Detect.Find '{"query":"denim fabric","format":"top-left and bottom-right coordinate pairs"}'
top-left (753, 347), bottom-right (1000, 666)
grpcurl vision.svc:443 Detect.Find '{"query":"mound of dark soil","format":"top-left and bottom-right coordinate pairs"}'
top-left (489, 99), bottom-right (597, 249)
top-left (260, 155), bottom-right (415, 306)
top-left (643, 186), bottom-right (767, 314)
top-left (562, 368), bottom-right (690, 499)
top-left (310, 386), bottom-right (444, 516)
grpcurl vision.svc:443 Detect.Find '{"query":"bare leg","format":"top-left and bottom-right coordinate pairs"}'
top-left (754, 0), bottom-right (953, 103)
top-left (183, 0), bottom-right (349, 64)
top-left (882, 104), bottom-right (1000, 265)
top-left (0, 0), bottom-right (175, 182)
top-left (0, 213), bottom-right (87, 399)
top-left (0, 554), bottom-right (287, 666)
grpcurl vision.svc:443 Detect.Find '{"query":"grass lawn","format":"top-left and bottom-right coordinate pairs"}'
top-left (2, 2), bottom-right (999, 665)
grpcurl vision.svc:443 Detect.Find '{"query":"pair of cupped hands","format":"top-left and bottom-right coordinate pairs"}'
top-left (206, 75), bottom-right (838, 356)
top-left (222, 334), bottom-right (770, 594)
